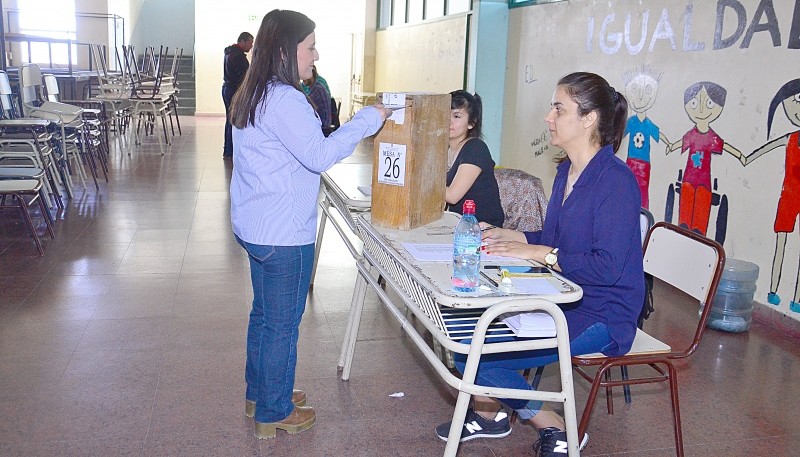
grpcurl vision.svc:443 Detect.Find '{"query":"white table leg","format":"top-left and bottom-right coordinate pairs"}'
top-left (340, 271), bottom-right (368, 380)
top-left (310, 198), bottom-right (329, 287)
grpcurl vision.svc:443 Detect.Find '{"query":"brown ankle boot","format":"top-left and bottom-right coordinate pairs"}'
top-left (254, 405), bottom-right (316, 439)
top-left (245, 390), bottom-right (307, 417)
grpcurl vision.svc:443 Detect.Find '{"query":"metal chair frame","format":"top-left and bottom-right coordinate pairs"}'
top-left (571, 222), bottom-right (725, 457)
top-left (20, 63), bottom-right (90, 192)
top-left (0, 178), bottom-right (55, 255)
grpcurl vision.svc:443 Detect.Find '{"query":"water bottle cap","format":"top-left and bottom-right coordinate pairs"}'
top-left (463, 200), bottom-right (476, 214)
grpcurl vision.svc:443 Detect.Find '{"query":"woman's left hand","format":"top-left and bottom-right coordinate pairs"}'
top-left (482, 241), bottom-right (550, 261)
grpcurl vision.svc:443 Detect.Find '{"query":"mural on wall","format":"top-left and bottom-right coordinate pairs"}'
top-left (505, 0), bottom-right (800, 316)
top-left (621, 65), bottom-right (671, 209)
top-left (665, 82), bottom-right (745, 245)
top-left (743, 78), bottom-right (800, 312)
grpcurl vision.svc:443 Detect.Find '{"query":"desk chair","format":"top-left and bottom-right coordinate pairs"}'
top-left (619, 207), bottom-right (657, 403)
top-left (571, 222), bottom-right (725, 456)
top-left (90, 43), bottom-right (133, 143)
top-left (0, 71), bottom-right (65, 208)
top-left (20, 63), bottom-right (89, 193)
top-left (0, 178), bottom-right (55, 255)
top-left (42, 74), bottom-right (108, 184)
top-left (433, 167), bottom-right (549, 369)
top-left (125, 45), bottom-right (175, 155)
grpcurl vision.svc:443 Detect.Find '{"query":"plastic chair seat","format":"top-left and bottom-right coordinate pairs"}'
top-left (0, 178), bottom-right (40, 192)
top-left (0, 167), bottom-right (46, 179)
top-left (576, 329), bottom-right (671, 359)
top-left (571, 222), bottom-right (725, 457)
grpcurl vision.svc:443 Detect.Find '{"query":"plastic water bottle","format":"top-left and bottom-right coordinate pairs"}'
top-left (452, 200), bottom-right (481, 292)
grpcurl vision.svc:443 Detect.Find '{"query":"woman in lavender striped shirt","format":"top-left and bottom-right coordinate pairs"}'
top-left (228, 9), bottom-right (391, 439)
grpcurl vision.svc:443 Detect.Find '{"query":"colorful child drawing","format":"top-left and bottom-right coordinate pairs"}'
top-left (622, 65), bottom-right (671, 209)
top-left (668, 81), bottom-right (745, 235)
top-left (743, 78), bottom-right (800, 312)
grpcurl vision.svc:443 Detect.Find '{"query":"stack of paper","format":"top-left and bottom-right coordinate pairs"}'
top-left (500, 311), bottom-right (556, 338)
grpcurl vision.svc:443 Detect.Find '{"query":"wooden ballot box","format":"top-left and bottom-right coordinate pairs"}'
top-left (371, 92), bottom-right (450, 230)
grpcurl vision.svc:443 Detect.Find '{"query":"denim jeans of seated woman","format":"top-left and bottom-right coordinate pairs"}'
top-left (236, 235), bottom-right (314, 423)
top-left (455, 322), bottom-right (613, 421)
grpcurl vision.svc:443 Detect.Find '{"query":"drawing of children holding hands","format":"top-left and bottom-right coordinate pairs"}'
top-left (743, 78), bottom-right (800, 312)
top-left (668, 81), bottom-right (745, 236)
top-left (622, 65), bottom-right (671, 209)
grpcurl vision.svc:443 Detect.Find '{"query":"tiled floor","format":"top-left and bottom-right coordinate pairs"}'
top-left (1, 117), bottom-right (799, 456)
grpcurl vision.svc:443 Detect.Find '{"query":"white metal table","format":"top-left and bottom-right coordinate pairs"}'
top-left (310, 162), bottom-right (372, 286)
top-left (339, 212), bottom-right (584, 457)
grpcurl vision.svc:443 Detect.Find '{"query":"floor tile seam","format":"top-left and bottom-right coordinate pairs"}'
top-left (54, 318), bottom-right (94, 385)
top-left (140, 326), bottom-right (171, 449)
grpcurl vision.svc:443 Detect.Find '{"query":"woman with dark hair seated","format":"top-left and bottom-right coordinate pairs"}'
top-left (446, 90), bottom-right (504, 228)
top-left (436, 73), bottom-right (644, 457)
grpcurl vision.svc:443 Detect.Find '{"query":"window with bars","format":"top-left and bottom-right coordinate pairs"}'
top-left (18, 0), bottom-right (77, 66)
top-left (378, 0), bottom-right (471, 29)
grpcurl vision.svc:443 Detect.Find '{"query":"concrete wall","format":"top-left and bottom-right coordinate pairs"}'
top-left (374, 15), bottom-right (468, 93)
top-left (194, 0), bottom-right (366, 116)
top-left (502, 0), bottom-right (800, 318)
top-left (129, 0), bottom-right (194, 56)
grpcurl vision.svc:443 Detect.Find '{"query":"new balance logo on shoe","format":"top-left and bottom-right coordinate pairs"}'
top-left (435, 408), bottom-right (512, 442)
top-left (533, 427), bottom-right (589, 457)
top-left (464, 421), bottom-right (483, 435)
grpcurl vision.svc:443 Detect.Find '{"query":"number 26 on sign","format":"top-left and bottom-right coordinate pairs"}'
top-left (378, 142), bottom-right (406, 186)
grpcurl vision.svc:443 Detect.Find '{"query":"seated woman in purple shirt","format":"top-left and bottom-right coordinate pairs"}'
top-left (435, 72), bottom-right (644, 457)
top-left (228, 9), bottom-right (391, 441)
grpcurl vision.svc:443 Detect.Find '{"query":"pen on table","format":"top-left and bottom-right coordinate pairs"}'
top-left (479, 270), bottom-right (499, 288)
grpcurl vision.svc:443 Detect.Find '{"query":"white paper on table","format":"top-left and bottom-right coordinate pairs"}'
top-left (401, 243), bottom-right (451, 262)
top-left (510, 277), bottom-right (562, 295)
top-left (401, 242), bottom-right (519, 263)
top-left (499, 311), bottom-right (556, 338)
top-left (357, 185), bottom-right (372, 196)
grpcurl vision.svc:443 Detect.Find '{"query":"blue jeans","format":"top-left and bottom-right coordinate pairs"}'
top-left (222, 85), bottom-right (236, 156)
top-left (236, 235), bottom-right (314, 423)
top-left (455, 322), bottom-right (614, 420)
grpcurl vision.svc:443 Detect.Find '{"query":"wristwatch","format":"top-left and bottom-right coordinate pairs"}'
top-left (544, 248), bottom-right (559, 268)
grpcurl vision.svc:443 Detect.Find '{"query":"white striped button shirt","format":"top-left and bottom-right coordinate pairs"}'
top-left (231, 82), bottom-right (383, 246)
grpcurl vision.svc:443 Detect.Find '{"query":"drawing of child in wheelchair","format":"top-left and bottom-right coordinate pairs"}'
top-left (665, 81), bottom-right (745, 245)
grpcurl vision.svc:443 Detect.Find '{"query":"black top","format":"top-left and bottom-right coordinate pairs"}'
top-left (446, 138), bottom-right (504, 228)
top-left (223, 44), bottom-right (249, 88)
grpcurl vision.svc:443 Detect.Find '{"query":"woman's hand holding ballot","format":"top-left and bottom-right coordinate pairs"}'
top-left (371, 102), bottom-right (394, 122)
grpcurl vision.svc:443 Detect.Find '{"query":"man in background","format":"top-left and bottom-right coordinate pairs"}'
top-left (222, 32), bottom-right (253, 160)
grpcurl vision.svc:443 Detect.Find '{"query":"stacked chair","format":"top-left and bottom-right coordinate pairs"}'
top-left (0, 71), bottom-right (65, 209)
top-left (89, 44), bottom-right (133, 147)
top-left (123, 45), bottom-right (176, 155)
top-left (0, 71), bottom-right (60, 255)
top-left (19, 63), bottom-right (91, 193)
top-left (42, 73), bottom-right (109, 184)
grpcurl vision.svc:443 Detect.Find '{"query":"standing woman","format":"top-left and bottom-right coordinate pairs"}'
top-left (446, 90), bottom-right (504, 228)
top-left (437, 73), bottom-right (643, 456)
top-left (228, 9), bottom-right (391, 439)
